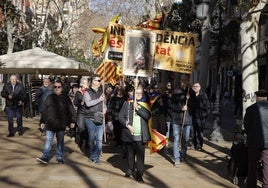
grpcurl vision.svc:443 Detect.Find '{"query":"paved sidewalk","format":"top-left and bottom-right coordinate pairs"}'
top-left (0, 115), bottom-right (242, 188)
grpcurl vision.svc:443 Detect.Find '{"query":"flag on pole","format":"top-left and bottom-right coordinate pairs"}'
top-left (138, 101), bottom-right (167, 153)
top-left (147, 122), bottom-right (168, 153)
top-left (91, 39), bottom-right (100, 57)
top-left (140, 13), bottom-right (163, 30)
top-left (96, 62), bottom-right (118, 84)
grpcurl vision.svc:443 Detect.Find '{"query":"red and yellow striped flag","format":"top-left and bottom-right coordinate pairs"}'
top-left (138, 101), bottom-right (167, 154)
top-left (140, 13), bottom-right (163, 30)
top-left (96, 62), bottom-right (118, 83)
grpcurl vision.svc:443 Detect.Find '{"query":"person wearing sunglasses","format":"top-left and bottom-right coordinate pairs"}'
top-left (83, 74), bottom-right (107, 165)
top-left (36, 80), bottom-right (76, 165)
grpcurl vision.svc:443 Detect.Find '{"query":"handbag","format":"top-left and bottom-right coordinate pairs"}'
top-left (93, 111), bottom-right (104, 125)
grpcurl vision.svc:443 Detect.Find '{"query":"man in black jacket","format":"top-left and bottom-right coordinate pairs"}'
top-left (1, 75), bottom-right (25, 137)
top-left (191, 82), bottom-right (210, 151)
top-left (170, 75), bottom-right (193, 167)
top-left (36, 80), bottom-right (76, 164)
top-left (244, 89), bottom-right (268, 188)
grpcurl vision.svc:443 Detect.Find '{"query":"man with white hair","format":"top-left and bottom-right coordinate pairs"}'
top-left (1, 75), bottom-right (25, 137)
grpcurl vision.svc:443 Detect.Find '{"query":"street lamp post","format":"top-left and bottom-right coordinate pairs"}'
top-left (195, 0), bottom-right (211, 89)
top-left (196, 0), bottom-right (210, 21)
top-left (195, 0), bottom-right (224, 141)
top-left (211, 2), bottom-right (224, 142)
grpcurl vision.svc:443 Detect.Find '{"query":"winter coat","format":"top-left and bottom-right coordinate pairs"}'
top-left (35, 85), bottom-right (53, 113)
top-left (170, 87), bottom-right (193, 125)
top-left (1, 82), bottom-right (25, 108)
top-left (244, 100), bottom-right (268, 149)
top-left (118, 100), bottom-right (151, 143)
top-left (40, 94), bottom-right (76, 132)
top-left (191, 90), bottom-right (210, 120)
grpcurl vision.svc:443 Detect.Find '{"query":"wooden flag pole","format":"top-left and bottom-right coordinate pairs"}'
top-left (102, 61), bottom-right (108, 143)
top-left (131, 75), bottom-right (139, 135)
top-left (179, 84), bottom-right (190, 150)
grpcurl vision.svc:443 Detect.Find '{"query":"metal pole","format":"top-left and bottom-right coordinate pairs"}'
top-left (211, 2), bottom-right (223, 142)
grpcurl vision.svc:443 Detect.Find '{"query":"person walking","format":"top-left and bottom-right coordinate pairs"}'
top-left (73, 77), bottom-right (90, 151)
top-left (59, 73), bottom-right (71, 96)
top-left (35, 77), bottom-right (54, 116)
top-left (109, 86), bottom-right (126, 147)
top-left (1, 75), bottom-right (26, 137)
top-left (83, 75), bottom-right (106, 164)
top-left (118, 85), bottom-right (151, 183)
top-left (163, 85), bottom-right (173, 146)
top-left (244, 89), bottom-right (268, 188)
top-left (170, 75), bottom-right (193, 167)
top-left (191, 82), bottom-right (210, 151)
top-left (150, 84), bottom-right (166, 135)
top-left (36, 80), bottom-right (76, 164)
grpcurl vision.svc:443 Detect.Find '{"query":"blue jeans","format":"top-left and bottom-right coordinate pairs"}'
top-left (85, 118), bottom-right (104, 162)
top-left (166, 121), bottom-right (171, 139)
top-left (77, 113), bottom-right (86, 133)
top-left (5, 106), bottom-right (23, 134)
top-left (42, 130), bottom-right (65, 160)
top-left (173, 124), bottom-right (191, 161)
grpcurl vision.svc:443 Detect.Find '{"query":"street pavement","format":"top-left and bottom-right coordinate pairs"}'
top-left (0, 102), bottom-right (249, 188)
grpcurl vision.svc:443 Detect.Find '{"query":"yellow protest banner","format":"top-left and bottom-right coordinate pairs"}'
top-left (153, 30), bottom-right (198, 74)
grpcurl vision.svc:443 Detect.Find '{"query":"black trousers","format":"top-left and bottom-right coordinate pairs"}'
top-left (126, 141), bottom-right (145, 177)
top-left (193, 118), bottom-right (205, 149)
top-left (247, 148), bottom-right (268, 188)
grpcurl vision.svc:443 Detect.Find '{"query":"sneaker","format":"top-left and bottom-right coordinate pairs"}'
top-left (36, 157), bottom-right (48, 164)
top-left (136, 175), bottom-right (144, 183)
top-left (7, 133), bottom-right (15, 137)
top-left (180, 157), bottom-right (187, 163)
top-left (56, 158), bottom-right (64, 164)
top-left (18, 131), bottom-right (23, 136)
top-left (124, 169), bottom-right (132, 178)
top-left (90, 159), bottom-right (101, 165)
top-left (174, 159), bottom-right (180, 168)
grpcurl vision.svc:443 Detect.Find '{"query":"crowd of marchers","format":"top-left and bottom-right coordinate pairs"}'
top-left (1, 73), bottom-right (268, 187)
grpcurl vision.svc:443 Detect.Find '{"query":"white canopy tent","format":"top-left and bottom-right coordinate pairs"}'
top-left (0, 48), bottom-right (92, 76)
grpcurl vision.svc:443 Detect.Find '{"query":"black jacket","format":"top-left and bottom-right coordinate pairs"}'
top-left (191, 90), bottom-right (210, 120)
top-left (40, 94), bottom-right (76, 131)
top-left (244, 100), bottom-right (268, 149)
top-left (170, 87), bottom-right (193, 125)
top-left (118, 101), bottom-right (151, 143)
top-left (1, 82), bottom-right (25, 108)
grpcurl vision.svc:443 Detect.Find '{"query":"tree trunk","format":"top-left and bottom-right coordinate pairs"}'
top-left (7, 19), bottom-right (14, 54)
